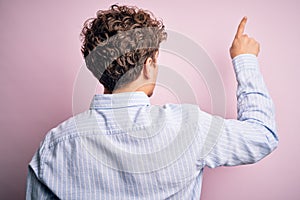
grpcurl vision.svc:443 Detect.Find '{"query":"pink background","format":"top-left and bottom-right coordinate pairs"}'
top-left (1, 0), bottom-right (299, 199)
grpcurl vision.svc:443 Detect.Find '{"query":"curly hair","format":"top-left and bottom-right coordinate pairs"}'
top-left (80, 4), bottom-right (167, 91)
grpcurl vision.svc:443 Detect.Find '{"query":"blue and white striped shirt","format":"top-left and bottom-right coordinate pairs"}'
top-left (26, 54), bottom-right (278, 199)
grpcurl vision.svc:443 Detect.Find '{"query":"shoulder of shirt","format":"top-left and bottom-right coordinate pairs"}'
top-left (160, 103), bottom-right (200, 112)
top-left (39, 110), bottom-right (93, 149)
top-left (156, 103), bottom-right (206, 124)
top-left (39, 103), bottom-right (208, 149)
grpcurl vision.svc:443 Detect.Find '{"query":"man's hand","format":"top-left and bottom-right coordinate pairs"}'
top-left (230, 17), bottom-right (260, 59)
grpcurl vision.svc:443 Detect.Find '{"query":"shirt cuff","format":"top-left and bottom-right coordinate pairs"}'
top-left (232, 54), bottom-right (259, 74)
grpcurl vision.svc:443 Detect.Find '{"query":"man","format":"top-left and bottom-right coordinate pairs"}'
top-left (26, 4), bottom-right (278, 199)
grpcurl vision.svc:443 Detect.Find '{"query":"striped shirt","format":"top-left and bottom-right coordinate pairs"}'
top-left (26, 54), bottom-right (278, 199)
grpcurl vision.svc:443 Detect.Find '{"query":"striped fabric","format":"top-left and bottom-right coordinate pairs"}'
top-left (26, 54), bottom-right (278, 200)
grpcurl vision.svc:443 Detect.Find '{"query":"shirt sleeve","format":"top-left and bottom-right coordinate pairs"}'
top-left (26, 150), bottom-right (59, 200)
top-left (202, 54), bottom-right (279, 168)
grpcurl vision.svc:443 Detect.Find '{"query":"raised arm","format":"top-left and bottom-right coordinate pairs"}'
top-left (202, 17), bottom-right (278, 168)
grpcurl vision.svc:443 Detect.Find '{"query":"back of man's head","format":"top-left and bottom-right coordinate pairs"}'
top-left (81, 5), bottom-right (167, 92)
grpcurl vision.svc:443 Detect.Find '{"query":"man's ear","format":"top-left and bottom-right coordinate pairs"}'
top-left (142, 57), bottom-right (154, 79)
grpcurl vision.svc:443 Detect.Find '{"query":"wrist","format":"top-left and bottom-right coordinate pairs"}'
top-left (232, 54), bottom-right (259, 74)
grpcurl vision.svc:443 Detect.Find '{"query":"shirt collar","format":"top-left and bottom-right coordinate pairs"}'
top-left (90, 92), bottom-right (151, 109)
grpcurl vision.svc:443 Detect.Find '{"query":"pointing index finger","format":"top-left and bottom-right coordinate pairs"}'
top-left (235, 16), bottom-right (247, 38)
